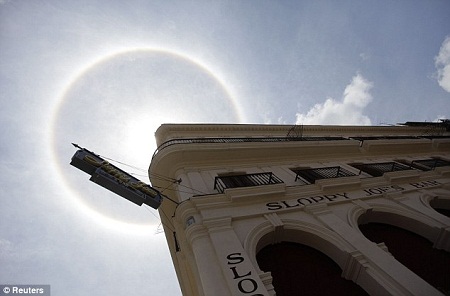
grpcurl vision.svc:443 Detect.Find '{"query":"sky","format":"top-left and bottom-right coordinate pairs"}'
top-left (0, 1), bottom-right (449, 295)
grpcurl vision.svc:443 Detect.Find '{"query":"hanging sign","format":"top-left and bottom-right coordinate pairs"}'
top-left (70, 145), bottom-right (162, 209)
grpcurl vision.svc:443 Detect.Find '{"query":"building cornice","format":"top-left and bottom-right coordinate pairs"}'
top-left (154, 123), bottom-right (442, 146)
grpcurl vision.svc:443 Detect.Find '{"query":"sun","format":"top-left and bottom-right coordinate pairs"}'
top-left (123, 113), bottom-right (162, 175)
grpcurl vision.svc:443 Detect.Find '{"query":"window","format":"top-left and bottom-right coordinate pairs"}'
top-left (214, 172), bottom-right (283, 193)
top-left (291, 166), bottom-right (356, 184)
top-left (359, 222), bottom-right (450, 293)
top-left (257, 242), bottom-right (368, 296)
top-left (410, 157), bottom-right (450, 171)
top-left (350, 162), bottom-right (412, 177)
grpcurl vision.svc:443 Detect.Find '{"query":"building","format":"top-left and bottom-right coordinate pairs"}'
top-left (149, 122), bottom-right (450, 296)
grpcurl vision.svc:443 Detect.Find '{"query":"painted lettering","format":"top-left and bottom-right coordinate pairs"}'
top-left (226, 253), bottom-right (263, 295)
top-left (230, 266), bottom-right (251, 279)
top-left (323, 194), bottom-right (338, 202)
top-left (265, 180), bottom-right (442, 212)
top-left (297, 197), bottom-right (313, 205)
top-left (364, 188), bottom-right (383, 196)
top-left (72, 148), bottom-right (162, 209)
top-left (336, 192), bottom-right (350, 199)
top-left (282, 200), bottom-right (300, 209)
top-left (129, 181), bottom-right (158, 197)
top-left (266, 202), bottom-right (283, 211)
top-left (409, 180), bottom-right (441, 189)
top-left (227, 253), bottom-right (245, 265)
top-left (310, 196), bottom-right (324, 203)
top-left (266, 192), bottom-right (350, 211)
top-left (391, 185), bottom-right (405, 191)
top-left (238, 278), bottom-right (258, 294)
top-left (83, 155), bottom-right (104, 167)
top-left (363, 185), bottom-right (403, 196)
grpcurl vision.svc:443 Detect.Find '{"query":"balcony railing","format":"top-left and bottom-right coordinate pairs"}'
top-left (292, 166), bottom-right (356, 184)
top-left (410, 158), bottom-right (450, 171)
top-left (214, 172), bottom-right (283, 193)
top-left (153, 136), bottom-right (349, 158)
top-left (350, 162), bottom-right (412, 177)
top-left (152, 135), bottom-right (450, 159)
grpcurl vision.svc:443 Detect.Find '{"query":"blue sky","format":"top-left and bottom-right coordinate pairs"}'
top-left (1, 1), bottom-right (449, 295)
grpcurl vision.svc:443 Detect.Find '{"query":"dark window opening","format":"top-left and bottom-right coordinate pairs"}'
top-left (214, 172), bottom-right (283, 193)
top-left (430, 198), bottom-right (450, 218)
top-left (257, 242), bottom-right (368, 296)
top-left (434, 208), bottom-right (450, 217)
top-left (350, 162), bottom-right (412, 177)
top-left (359, 223), bottom-right (450, 294)
top-left (292, 166), bottom-right (356, 184)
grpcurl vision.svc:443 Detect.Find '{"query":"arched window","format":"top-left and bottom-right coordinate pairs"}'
top-left (434, 208), bottom-right (450, 217)
top-left (359, 222), bottom-right (450, 294)
top-left (256, 242), bottom-right (368, 296)
top-left (430, 197), bottom-right (450, 218)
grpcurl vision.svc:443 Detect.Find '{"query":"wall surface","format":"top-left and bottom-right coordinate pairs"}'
top-left (150, 124), bottom-right (450, 296)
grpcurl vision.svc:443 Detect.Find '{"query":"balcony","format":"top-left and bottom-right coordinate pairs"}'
top-left (214, 172), bottom-right (283, 193)
top-left (410, 158), bottom-right (450, 171)
top-left (350, 162), bottom-right (412, 177)
top-left (292, 166), bottom-right (357, 184)
top-left (153, 136), bottom-right (350, 158)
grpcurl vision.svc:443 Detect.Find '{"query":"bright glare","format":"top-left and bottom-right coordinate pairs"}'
top-left (125, 113), bottom-right (161, 170)
top-left (51, 48), bottom-right (242, 231)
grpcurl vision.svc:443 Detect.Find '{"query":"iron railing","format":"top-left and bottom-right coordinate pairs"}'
top-left (350, 136), bottom-right (421, 141)
top-left (152, 136), bottom-right (450, 158)
top-left (350, 162), bottom-right (412, 177)
top-left (410, 158), bottom-right (450, 171)
top-left (153, 136), bottom-right (349, 158)
top-left (292, 166), bottom-right (356, 184)
top-left (214, 172), bottom-right (283, 193)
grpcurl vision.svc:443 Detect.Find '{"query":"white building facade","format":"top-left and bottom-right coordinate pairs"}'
top-left (149, 123), bottom-right (450, 296)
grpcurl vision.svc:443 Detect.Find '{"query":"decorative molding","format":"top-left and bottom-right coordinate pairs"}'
top-left (419, 191), bottom-right (438, 208)
top-left (357, 202), bottom-right (445, 243)
top-left (264, 213), bottom-right (284, 228)
top-left (317, 176), bottom-right (361, 192)
top-left (347, 205), bottom-right (367, 231)
top-left (342, 250), bottom-right (368, 282)
top-left (383, 170), bottom-right (421, 183)
top-left (384, 191), bottom-right (407, 201)
top-left (259, 272), bottom-right (275, 296)
top-left (361, 139), bottom-right (432, 154)
top-left (185, 224), bottom-right (209, 246)
top-left (203, 216), bottom-right (233, 233)
top-left (352, 200), bottom-right (373, 212)
top-left (304, 203), bottom-right (331, 216)
top-left (155, 123), bottom-right (436, 145)
top-left (224, 183), bottom-right (286, 202)
top-left (264, 213), bottom-right (284, 244)
top-left (433, 226), bottom-right (450, 251)
top-left (376, 242), bottom-right (392, 255)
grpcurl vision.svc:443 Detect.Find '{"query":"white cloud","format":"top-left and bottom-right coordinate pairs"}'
top-left (435, 36), bottom-right (450, 93)
top-left (296, 74), bottom-right (373, 125)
